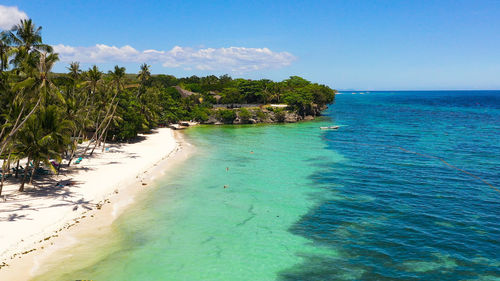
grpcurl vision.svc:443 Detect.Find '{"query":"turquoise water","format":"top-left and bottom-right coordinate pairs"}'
top-left (34, 91), bottom-right (499, 280)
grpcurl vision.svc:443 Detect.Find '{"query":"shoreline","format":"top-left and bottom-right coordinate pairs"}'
top-left (0, 128), bottom-right (192, 280)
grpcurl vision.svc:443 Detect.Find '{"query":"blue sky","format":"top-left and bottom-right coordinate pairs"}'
top-left (1, 0), bottom-right (499, 90)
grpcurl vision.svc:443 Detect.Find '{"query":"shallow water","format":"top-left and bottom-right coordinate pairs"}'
top-left (34, 91), bottom-right (500, 280)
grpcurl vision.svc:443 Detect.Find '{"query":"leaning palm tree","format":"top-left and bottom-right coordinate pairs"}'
top-left (0, 145), bottom-right (13, 196)
top-left (0, 51), bottom-right (61, 161)
top-left (80, 65), bottom-right (103, 132)
top-left (13, 115), bottom-right (38, 192)
top-left (0, 19), bottom-right (60, 161)
top-left (82, 65), bottom-right (126, 156)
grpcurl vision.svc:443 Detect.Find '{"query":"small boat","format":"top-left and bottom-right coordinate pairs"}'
top-left (320, 126), bottom-right (339, 130)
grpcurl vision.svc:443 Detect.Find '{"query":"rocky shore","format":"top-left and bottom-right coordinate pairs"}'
top-left (201, 105), bottom-right (328, 125)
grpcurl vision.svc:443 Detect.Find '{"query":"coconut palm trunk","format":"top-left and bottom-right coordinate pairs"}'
top-left (68, 105), bottom-right (91, 166)
top-left (91, 102), bottom-right (118, 155)
top-left (101, 130), bottom-right (109, 153)
top-left (29, 160), bottom-right (39, 184)
top-left (19, 155), bottom-right (31, 192)
top-left (83, 87), bottom-right (120, 156)
top-left (67, 131), bottom-right (82, 167)
top-left (0, 153), bottom-right (12, 196)
top-left (0, 107), bottom-right (14, 141)
top-left (14, 159), bottom-right (20, 178)
top-left (0, 97), bottom-right (42, 157)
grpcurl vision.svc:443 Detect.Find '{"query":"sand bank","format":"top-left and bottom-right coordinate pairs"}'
top-left (0, 128), bottom-right (189, 280)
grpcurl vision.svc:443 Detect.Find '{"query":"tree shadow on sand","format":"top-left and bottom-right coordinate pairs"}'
top-left (0, 213), bottom-right (32, 222)
top-left (0, 177), bottom-right (93, 222)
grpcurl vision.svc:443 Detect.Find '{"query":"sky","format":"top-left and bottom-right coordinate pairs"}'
top-left (1, 0), bottom-right (499, 90)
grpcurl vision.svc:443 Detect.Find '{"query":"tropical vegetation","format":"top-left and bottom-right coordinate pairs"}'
top-left (0, 19), bottom-right (336, 194)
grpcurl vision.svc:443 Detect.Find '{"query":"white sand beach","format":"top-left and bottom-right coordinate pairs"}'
top-left (0, 128), bottom-right (186, 280)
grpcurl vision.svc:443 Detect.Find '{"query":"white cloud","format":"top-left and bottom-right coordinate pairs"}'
top-left (53, 44), bottom-right (296, 73)
top-left (0, 5), bottom-right (28, 30)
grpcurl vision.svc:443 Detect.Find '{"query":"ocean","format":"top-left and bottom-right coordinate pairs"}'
top-left (33, 91), bottom-right (500, 280)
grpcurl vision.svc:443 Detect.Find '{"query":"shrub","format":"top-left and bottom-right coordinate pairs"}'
top-left (274, 108), bottom-right (286, 122)
top-left (216, 109), bottom-right (237, 123)
top-left (238, 108), bottom-right (252, 123)
top-left (256, 110), bottom-right (267, 121)
top-left (191, 107), bottom-right (210, 122)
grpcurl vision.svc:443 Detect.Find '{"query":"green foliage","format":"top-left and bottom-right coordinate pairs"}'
top-left (184, 83), bottom-right (202, 93)
top-left (216, 109), bottom-right (237, 123)
top-left (273, 108), bottom-right (286, 122)
top-left (151, 74), bottom-right (177, 88)
top-left (191, 106), bottom-right (211, 122)
top-left (256, 110), bottom-right (267, 120)
top-left (238, 108), bottom-right (252, 123)
top-left (220, 87), bottom-right (242, 104)
top-left (108, 90), bottom-right (144, 141)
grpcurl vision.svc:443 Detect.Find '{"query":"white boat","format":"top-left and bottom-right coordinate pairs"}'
top-left (320, 126), bottom-right (339, 130)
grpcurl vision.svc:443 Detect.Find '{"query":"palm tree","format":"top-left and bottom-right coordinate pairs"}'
top-left (16, 105), bottom-right (73, 190)
top-left (83, 65), bottom-right (103, 133)
top-left (85, 65), bottom-right (103, 96)
top-left (0, 52), bottom-right (61, 160)
top-left (67, 65), bottom-right (107, 166)
top-left (83, 65), bottom-right (126, 156)
top-left (0, 148), bottom-right (12, 196)
top-left (136, 63), bottom-right (152, 127)
top-left (109, 65), bottom-right (126, 94)
top-left (14, 115), bottom-right (37, 192)
top-left (0, 19), bottom-right (60, 165)
top-left (33, 105), bottom-right (74, 180)
top-left (138, 63), bottom-right (151, 83)
top-left (0, 31), bottom-right (12, 72)
top-left (137, 63), bottom-right (151, 98)
top-left (7, 19), bottom-right (53, 68)
top-left (67, 61), bottom-right (82, 80)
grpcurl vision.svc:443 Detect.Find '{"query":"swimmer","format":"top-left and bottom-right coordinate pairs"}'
top-left (224, 185), bottom-right (228, 188)
top-left (250, 151), bottom-right (254, 154)
top-left (226, 167), bottom-right (229, 171)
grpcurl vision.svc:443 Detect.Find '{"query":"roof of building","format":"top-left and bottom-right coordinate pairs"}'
top-left (174, 86), bottom-right (198, 98)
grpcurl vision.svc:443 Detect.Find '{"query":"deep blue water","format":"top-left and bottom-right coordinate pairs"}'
top-left (281, 91), bottom-right (500, 280)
